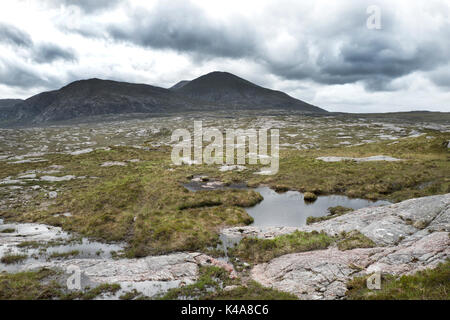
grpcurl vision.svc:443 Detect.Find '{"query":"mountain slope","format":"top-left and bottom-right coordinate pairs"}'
top-left (171, 71), bottom-right (326, 113)
top-left (0, 99), bottom-right (23, 108)
top-left (169, 80), bottom-right (190, 90)
top-left (3, 79), bottom-right (199, 124)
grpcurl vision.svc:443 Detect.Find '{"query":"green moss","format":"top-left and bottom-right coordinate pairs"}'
top-left (229, 230), bottom-right (334, 263)
top-left (346, 261), bottom-right (450, 300)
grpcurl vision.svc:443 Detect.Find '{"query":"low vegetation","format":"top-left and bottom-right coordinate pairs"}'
top-left (1, 254), bottom-right (28, 264)
top-left (250, 132), bottom-right (450, 202)
top-left (0, 121), bottom-right (448, 260)
top-left (307, 206), bottom-right (353, 224)
top-left (229, 230), bottom-right (377, 263)
top-left (229, 231), bottom-right (334, 263)
top-left (160, 266), bottom-right (297, 300)
top-left (346, 261), bottom-right (450, 300)
top-left (49, 250), bottom-right (79, 259)
top-left (0, 268), bottom-right (121, 300)
top-left (0, 228), bottom-right (15, 233)
top-left (335, 231), bottom-right (376, 251)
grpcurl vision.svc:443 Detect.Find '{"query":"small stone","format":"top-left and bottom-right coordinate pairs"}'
top-left (48, 191), bottom-right (58, 199)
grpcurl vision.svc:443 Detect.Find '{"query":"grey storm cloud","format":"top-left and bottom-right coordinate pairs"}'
top-left (63, 0), bottom-right (447, 92)
top-left (0, 23), bottom-right (33, 47)
top-left (45, 0), bottom-right (123, 13)
top-left (106, 1), bottom-right (258, 59)
top-left (0, 22), bottom-right (77, 65)
top-left (32, 43), bottom-right (77, 64)
top-left (0, 60), bottom-right (57, 89)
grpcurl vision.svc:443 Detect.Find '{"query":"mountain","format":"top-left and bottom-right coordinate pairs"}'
top-left (1, 72), bottom-right (326, 125)
top-left (170, 71), bottom-right (325, 113)
top-left (0, 99), bottom-right (23, 108)
top-left (2, 79), bottom-right (199, 124)
top-left (169, 80), bottom-right (190, 90)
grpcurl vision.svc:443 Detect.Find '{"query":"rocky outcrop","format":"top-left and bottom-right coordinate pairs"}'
top-left (223, 193), bottom-right (450, 299)
top-left (251, 232), bottom-right (449, 299)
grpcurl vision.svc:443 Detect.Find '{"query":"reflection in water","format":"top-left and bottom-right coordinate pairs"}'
top-left (246, 187), bottom-right (390, 227)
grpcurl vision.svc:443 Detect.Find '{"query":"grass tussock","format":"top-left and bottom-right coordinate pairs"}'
top-left (229, 230), bottom-right (334, 263)
top-left (0, 268), bottom-right (121, 300)
top-left (346, 261), bottom-right (450, 300)
top-left (336, 231), bottom-right (376, 251)
top-left (1, 254), bottom-right (28, 264)
top-left (49, 250), bottom-right (79, 259)
top-left (307, 206), bottom-right (353, 224)
top-left (0, 228), bottom-right (16, 233)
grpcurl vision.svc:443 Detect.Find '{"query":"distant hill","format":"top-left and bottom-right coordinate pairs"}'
top-left (0, 99), bottom-right (23, 108)
top-left (0, 71), bottom-right (326, 125)
top-left (1, 78), bottom-right (200, 124)
top-left (171, 71), bottom-right (325, 113)
top-left (169, 80), bottom-right (190, 90)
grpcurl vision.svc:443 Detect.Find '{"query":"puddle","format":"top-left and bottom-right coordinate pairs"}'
top-left (183, 179), bottom-right (247, 192)
top-left (0, 220), bottom-right (124, 273)
top-left (245, 187), bottom-right (390, 227)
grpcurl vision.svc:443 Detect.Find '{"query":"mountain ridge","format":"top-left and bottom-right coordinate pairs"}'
top-left (0, 71), bottom-right (326, 125)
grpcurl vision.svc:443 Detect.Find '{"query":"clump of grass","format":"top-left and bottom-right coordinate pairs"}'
top-left (49, 250), bottom-right (79, 259)
top-left (119, 289), bottom-right (142, 300)
top-left (160, 266), bottom-right (295, 300)
top-left (303, 192), bottom-right (317, 202)
top-left (0, 228), bottom-right (16, 233)
top-left (160, 266), bottom-right (231, 300)
top-left (229, 230), bottom-right (334, 263)
top-left (307, 206), bottom-right (353, 225)
top-left (17, 241), bottom-right (43, 249)
top-left (336, 231), bottom-right (376, 251)
top-left (214, 280), bottom-right (298, 300)
top-left (1, 254), bottom-right (28, 264)
top-left (0, 268), bottom-right (63, 299)
top-left (75, 283), bottom-right (121, 300)
top-left (346, 260), bottom-right (450, 300)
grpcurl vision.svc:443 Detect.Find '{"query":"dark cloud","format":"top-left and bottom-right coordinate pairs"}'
top-left (2, 0), bottom-right (450, 100)
top-left (106, 1), bottom-right (258, 59)
top-left (0, 61), bottom-right (56, 89)
top-left (46, 0), bottom-right (123, 13)
top-left (62, 0), bottom-right (447, 92)
top-left (32, 43), bottom-right (77, 63)
top-left (0, 23), bottom-right (33, 47)
top-left (259, 5), bottom-right (450, 91)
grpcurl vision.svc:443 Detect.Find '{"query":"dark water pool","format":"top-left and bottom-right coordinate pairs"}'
top-left (246, 187), bottom-right (390, 227)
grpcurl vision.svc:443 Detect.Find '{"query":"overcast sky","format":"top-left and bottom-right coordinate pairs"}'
top-left (0, 0), bottom-right (449, 112)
